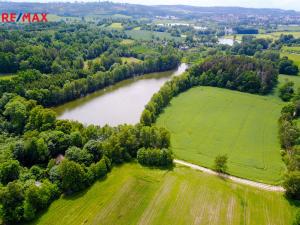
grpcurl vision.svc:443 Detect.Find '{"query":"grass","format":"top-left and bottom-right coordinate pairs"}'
top-left (0, 73), bottom-right (15, 80)
top-left (281, 52), bottom-right (300, 67)
top-left (225, 31), bottom-right (300, 41)
top-left (46, 14), bottom-right (80, 22)
top-left (125, 30), bottom-right (182, 41)
top-left (156, 86), bottom-right (285, 184)
top-left (279, 74), bottom-right (300, 88)
top-left (131, 45), bottom-right (158, 55)
top-left (281, 46), bottom-right (300, 54)
top-left (28, 163), bottom-right (298, 225)
top-left (108, 23), bottom-right (123, 29)
top-left (120, 39), bottom-right (135, 45)
top-left (121, 57), bottom-right (142, 64)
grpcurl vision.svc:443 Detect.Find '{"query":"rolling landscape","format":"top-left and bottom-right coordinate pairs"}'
top-left (1, 1), bottom-right (300, 225)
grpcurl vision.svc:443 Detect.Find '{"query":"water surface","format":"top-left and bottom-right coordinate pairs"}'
top-left (54, 63), bottom-right (188, 126)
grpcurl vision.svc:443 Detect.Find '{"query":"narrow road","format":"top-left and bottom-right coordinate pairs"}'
top-left (174, 159), bottom-right (285, 192)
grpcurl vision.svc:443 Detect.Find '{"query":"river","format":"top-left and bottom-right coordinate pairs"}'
top-left (54, 63), bottom-right (188, 126)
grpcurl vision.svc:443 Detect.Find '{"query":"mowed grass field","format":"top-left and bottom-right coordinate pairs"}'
top-left (225, 32), bottom-right (300, 41)
top-left (156, 87), bottom-right (285, 184)
top-left (125, 30), bottom-right (182, 41)
top-left (0, 73), bottom-right (15, 80)
top-left (108, 22), bottom-right (123, 29)
top-left (281, 52), bottom-right (300, 67)
top-left (28, 163), bottom-right (298, 225)
top-left (279, 74), bottom-right (300, 87)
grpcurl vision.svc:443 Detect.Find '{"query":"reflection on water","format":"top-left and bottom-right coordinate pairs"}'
top-left (54, 63), bottom-right (188, 126)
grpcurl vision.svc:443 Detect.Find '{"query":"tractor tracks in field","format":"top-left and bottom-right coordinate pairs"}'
top-left (174, 159), bottom-right (285, 192)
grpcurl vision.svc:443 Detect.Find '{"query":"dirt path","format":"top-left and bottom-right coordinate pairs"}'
top-left (174, 159), bottom-right (285, 192)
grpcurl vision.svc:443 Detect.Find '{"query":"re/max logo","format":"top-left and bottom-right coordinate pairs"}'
top-left (1, 13), bottom-right (48, 23)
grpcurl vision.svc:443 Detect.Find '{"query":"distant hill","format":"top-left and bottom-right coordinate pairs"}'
top-left (0, 1), bottom-right (299, 19)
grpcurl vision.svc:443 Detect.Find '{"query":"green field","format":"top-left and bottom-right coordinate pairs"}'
top-left (125, 30), bottom-right (182, 41)
top-left (281, 52), bottom-right (300, 67)
top-left (156, 87), bottom-right (285, 184)
top-left (225, 31), bottom-right (300, 41)
top-left (279, 74), bottom-right (300, 87)
top-left (121, 57), bottom-right (142, 64)
top-left (281, 46), bottom-right (300, 54)
top-left (108, 22), bottom-right (123, 29)
top-left (0, 74), bottom-right (15, 80)
top-left (120, 39), bottom-right (135, 45)
top-left (28, 163), bottom-right (297, 225)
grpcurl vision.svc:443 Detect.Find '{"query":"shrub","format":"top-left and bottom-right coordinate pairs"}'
top-left (137, 148), bottom-right (173, 167)
top-left (214, 154), bottom-right (228, 173)
top-left (283, 171), bottom-right (300, 200)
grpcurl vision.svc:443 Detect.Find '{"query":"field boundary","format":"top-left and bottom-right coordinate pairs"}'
top-left (174, 159), bottom-right (285, 192)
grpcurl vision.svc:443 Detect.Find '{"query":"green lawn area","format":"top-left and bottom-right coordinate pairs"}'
top-left (125, 30), bottom-right (182, 41)
top-left (120, 39), bottom-right (135, 45)
top-left (281, 52), bottom-right (300, 67)
top-left (278, 74), bottom-right (300, 88)
top-left (28, 163), bottom-right (298, 225)
top-left (156, 86), bottom-right (285, 184)
top-left (46, 14), bottom-right (80, 22)
top-left (225, 31), bottom-right (300, 41)
top-left (121, 57), bottom-right (142, 64)
top-left (108, 22), bottom-right (123, 29)
top-left (0, 74), bottom-right (15, 80)
top-left (281, 46), bottom-right (300, 54)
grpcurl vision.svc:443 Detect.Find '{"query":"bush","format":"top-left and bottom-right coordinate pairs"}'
top-left (58, 160), bottom-right (87, 194)
top-left (137, 148), bottom-right (173, 167)
top-left (89, 158), bottom-right (107, 179)
top-left (214, 154), bottom-right (228, 173)
top-left (65, 146), bottom-right (93, 166)
top-left (0, 160), bottom-right (21, 185)
top-left (293, 210), bottom-right (300, 225)
top-left (279, 57), bottom-right (299, 75)
top-left (279, 80), bottom-right (294, 101)
top-left (283, 171), bottom-right (300, 200)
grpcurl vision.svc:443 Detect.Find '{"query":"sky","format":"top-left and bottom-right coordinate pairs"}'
top-left (5, 0), bottom-right (300, 11)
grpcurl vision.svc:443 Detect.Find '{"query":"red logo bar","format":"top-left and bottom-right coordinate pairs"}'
top-left (1, 12), bottom-right (48, 23)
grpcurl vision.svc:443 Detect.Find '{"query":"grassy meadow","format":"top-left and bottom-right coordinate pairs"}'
top-left (28, 163), bottom-right (298, 225)
top-left (120, 39), bottom-right (135, 45)
top-left (108, 22), bottom-right (123, 29)
top-left (121, 57), bottom-right (142, 64)
top-left (278, 74), bottom-right (300, 88)
top-left (156, 86), bottom-right (285, 184)
top-left (281, 52), bottom-right (300, 67)
top-left (0, 73), bottom-right (15, 80)
top-left (125, 30), bottom-right (182, 41)
top-left (225, 31), bottom-right (300, 41)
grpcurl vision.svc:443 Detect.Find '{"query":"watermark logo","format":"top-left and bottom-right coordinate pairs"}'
top-left (1, 13), bottom-right (48, 23)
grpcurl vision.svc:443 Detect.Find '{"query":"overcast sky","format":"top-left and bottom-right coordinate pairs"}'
top-left (6, 0), bottom-right (300, 11)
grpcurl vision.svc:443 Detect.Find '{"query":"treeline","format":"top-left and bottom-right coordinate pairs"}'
top-left (141, 55), bottom-right (278, 125)
top-left (0, 95), bottom-right (173, 224)
top-left (0, 53), bottom-right (180, 107)
top-left (278, 93), bottom-right (300, 200)
top-left (233, 27), bottom-right (259, 34)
